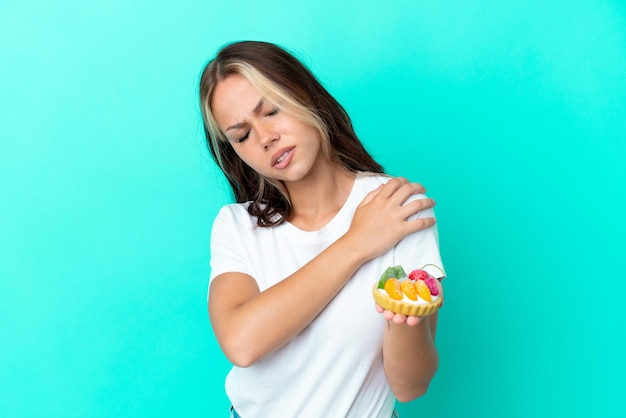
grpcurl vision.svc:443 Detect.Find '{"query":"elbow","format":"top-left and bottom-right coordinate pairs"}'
top-left (393, 354), bottom-right (439, 403)
top-left (395, 384), bottom-right (431, 403)
top-left (221, 337), bottom-right (263, 368)
top-left (227, 352), bottom-right (257, 369)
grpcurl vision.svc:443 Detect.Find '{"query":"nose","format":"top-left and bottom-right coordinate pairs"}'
top-left (258, 122), bottom-right (279, 150)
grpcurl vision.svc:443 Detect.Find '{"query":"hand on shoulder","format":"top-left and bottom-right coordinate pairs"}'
top-left (346, 177), bottom-right (436, 261)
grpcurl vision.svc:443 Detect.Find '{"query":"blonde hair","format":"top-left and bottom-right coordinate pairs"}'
top-left (199, 41), bottom-right (383, 226)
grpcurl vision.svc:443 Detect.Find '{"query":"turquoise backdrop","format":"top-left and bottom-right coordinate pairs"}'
top-left (1, 1), bottom-right (625, 417)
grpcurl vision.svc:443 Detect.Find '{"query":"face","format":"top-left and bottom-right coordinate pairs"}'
top-left (211, 74), bottom-right (328, 184)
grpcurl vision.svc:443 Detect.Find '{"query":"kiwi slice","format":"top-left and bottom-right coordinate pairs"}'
top-left (392, 265), bottom-right (407, 280)
top-left (377, 265), bottom-right (407, 289)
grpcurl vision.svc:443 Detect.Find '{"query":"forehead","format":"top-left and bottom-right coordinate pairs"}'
top-left (211, 74), bottom-right (262, 128)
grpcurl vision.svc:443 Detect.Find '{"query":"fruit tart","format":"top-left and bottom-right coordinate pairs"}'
top-left (372, 264), bottom-right (443, 316)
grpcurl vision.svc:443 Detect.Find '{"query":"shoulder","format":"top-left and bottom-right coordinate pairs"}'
top-left (355, 172), bottom-right (392, 189)
top-left (356, 172), bottom-right (426, 198)
top-left (356, 172), bottom-right (430, 210)
top-left (216, 202), bottom-right (251, 216)
top-left (213, 202), bottom-right (257, 230)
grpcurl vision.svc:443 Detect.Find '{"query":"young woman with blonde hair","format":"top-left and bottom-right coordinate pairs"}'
top-left (200, 40), bottom-right (445, 418)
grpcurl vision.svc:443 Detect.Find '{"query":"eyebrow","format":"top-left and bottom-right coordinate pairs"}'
top-left (225, 99), bottom-right (265, 132)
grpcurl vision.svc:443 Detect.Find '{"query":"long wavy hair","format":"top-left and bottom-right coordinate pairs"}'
top-left (199, 40), bottom-right (383, 227)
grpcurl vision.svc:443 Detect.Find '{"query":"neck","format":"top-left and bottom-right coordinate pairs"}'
top-left (285, 166), bottom-right (356, 231)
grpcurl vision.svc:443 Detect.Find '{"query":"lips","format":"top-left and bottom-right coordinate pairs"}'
top-left (272, 147), bottom-right (295, 169)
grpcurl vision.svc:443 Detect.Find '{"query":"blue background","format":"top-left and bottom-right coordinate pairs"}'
top-left (1, 1), bottom-right (625, 417)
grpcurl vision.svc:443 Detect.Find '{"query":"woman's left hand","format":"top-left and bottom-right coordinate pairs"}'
top-left (375, 305), bottom-right (423, 326)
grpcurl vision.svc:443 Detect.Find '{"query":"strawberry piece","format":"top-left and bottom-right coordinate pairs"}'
top-left (424, 277), bottom-right (440, 296)
top-left (415, 280), bottom-right (432, 302)
top-left (409, 269), bottom-right (430, 281)
top-left (384, 278), bottom-right (403, 300)
top-left (400, 280), bottom-right (418, 301)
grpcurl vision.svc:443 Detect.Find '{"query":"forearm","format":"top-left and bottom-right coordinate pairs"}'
top-left (383, 313), bottom-right (439, 402)
top-left (210, 232), bottom-right (368, 366)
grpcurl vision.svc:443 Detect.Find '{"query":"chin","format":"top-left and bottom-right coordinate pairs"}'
top-left (275, 167), bottom-right (312, 183)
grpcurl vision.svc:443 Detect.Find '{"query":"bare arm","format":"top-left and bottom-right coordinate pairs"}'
top-left (379, 279), bottom-right (444, 401)
top-left (208, 178), bottom-right (436, 367)
top-left (209, 233), bottom-right (367, 367)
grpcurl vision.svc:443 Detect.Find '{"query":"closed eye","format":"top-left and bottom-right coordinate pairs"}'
top-left (266, 108), bottom-right (278, 117)
top-left (236, 130), bottom-right (250, 143)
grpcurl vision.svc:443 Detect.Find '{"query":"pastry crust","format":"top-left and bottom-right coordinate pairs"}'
top-left (372, 284), bottom-right (442, 316)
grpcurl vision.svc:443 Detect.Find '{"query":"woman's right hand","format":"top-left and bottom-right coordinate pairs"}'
top-left (346, 177), bottom-right (436, 262)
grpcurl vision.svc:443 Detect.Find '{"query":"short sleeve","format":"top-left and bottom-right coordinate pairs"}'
top-left (209, 205), bottom-right (255, 283)
top-left (393, 194), bottom-right (446, 280)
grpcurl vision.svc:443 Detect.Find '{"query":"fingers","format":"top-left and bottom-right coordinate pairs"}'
top-left (406, 316), bottom-right (421, 327)
top-left (358, 184), bottom-right (383, 207)
top-left (406, 214), bottom-right (437, 233)
top-left (377, 177), bottom-right (425, 201)
top-left (402, 196), bottom-right (435, 213)
top-left (377, 179), bottom-right (434, 222)
top-left (360, 177), bottom-right (432, 214)
top-left (399, 198), bottom-right (436, 223)
top-left (376, 304), bottom-right (424, 327)
top-left (391, 313), bottom-right (423, 326)
top-left (375, 177), bottom-right (408, 198)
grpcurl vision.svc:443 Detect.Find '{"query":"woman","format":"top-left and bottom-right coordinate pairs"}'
top-left (199, 40), bottom-right (445, 418)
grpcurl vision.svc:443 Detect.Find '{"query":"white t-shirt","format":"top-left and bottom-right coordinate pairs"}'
top-left (209, 173), bottom-right (445, 418)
